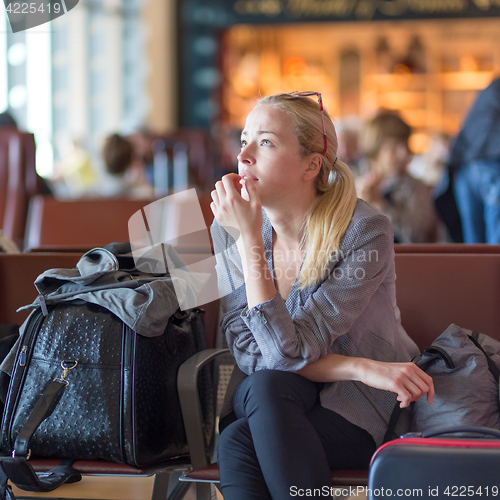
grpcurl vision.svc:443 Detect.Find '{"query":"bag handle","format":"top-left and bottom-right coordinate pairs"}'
top-left (414, 425), bottom-right (500, 439)
top-left (0, 366), bottom-right (82, 497)
top-left (0, 457), bottom-right (81, 497)
top-left (13, 379), bottom-right (67, 458)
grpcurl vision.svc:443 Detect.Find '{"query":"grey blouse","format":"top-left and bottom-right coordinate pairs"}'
top-left (211, 199), bottom-right (420, 447)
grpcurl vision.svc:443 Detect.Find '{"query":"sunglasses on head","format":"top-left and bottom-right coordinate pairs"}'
top-left (287, 91), bottom-right (328, 157)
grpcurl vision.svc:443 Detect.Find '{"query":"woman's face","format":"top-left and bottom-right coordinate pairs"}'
top-left (237, 104), bottom-right (312, 206)
top-left (374, 138), bottom-right (411, 176)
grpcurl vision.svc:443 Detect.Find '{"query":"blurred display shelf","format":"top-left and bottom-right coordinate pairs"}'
top-left (365, 70), bottom-right (497, 142)
top-left (367, 71), bottom-right (494, 92)
top-left (377, 90), bottom-right (427, 109)
top-left (439, 71), bottom-right (495, 90)
top-left (219, 19), bottom-right (500, 154)
top-left (367, 73), bottom-right (427, 90)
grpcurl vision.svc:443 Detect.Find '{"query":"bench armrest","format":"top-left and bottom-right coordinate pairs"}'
top-left (177, 348), bottom-right (230, 469)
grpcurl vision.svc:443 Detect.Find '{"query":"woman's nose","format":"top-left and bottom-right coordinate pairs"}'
top-left (237, 145), bottom-right (254, 164)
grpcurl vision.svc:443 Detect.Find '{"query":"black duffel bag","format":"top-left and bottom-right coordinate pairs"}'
top-left (0, 243), bottom-right (213, 497)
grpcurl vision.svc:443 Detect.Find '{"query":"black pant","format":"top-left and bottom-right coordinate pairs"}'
top-left (218, 370), bottom-right (376, 500)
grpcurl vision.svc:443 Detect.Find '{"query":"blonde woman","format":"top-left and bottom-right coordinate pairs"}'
top-left (210, 92), bottom-right (433, 500)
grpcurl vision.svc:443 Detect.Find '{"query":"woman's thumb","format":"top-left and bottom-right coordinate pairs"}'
top-left (244, 178), bottom-right (257, 192)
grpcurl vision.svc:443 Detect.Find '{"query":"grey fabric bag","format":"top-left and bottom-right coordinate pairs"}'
top-left (410, 324), bottom-right (500, 432)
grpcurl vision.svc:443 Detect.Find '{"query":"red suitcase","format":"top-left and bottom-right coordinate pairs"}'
top-left (368, 427), bottom-right (500, 499)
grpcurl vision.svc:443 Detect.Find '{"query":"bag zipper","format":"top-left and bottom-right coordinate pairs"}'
top-left (119, 324), bottom-right (134, 465)
top-left (19, 346), bottom-right (27, 367)
top-left (4, 308), bottom-right (46, 450)
top-left (423, 346), bottom-right (455, 369)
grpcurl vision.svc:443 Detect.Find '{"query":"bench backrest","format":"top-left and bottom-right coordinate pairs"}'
top-left (0, 253), bottom-right (81, 325)
top-left (0, 128), bottom-right (39, 248)
top-left (24, 196), bottom-right (152, 252)
top-left (395, 253), bottom-right (500, 351)
top-left (24, 195), bottom-right (215, 253)
top-left (1, 251), bottom-right (498, 354)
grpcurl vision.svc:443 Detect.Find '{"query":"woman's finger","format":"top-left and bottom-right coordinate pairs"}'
top-left (242, 178), bottom-right (260, 205)
top-left (415, 367), bottom-right (435, 403)
top-left (401, 368), bottom-right (435, 405)
top-left (426, 377), bottom-right (435, 403)
top-left (220, 173), bottom-right (242, 192)
top-left (396, 387), bottom-right (412, 408)
top-left (406, 366), bottom-right (434, 404)
top-left (210, 201), bottom-right (217, 216)
top-left (214, 180), bottom-right (227, 200)
top-left (221, 174), bottom-right (240, 198)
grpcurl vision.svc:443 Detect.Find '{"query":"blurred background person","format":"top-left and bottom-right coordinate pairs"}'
top-left (51, 138), bottom-right (98, 198)
top-left (0, 112), bottom-right (18, 128)
top-left (101, 133), bottom-right (154, 199)
top-left (336, 116), bottom-right (366, 178)
top-left (357, 111), bottom-right (439, 243)
top-left (0, 230), bottom-right (20, 253)
top-left (408, 132), bottom-right (450, 188)
top-left (436, 77), bottom-right (500, 244)
top-left (126, 128), bottom-right (158, 186)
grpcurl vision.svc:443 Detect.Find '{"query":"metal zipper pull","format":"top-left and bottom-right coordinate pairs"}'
top-left (258, 310), bottom-right (268, 324)
top-left (19, 346), bottom-right (28, 366)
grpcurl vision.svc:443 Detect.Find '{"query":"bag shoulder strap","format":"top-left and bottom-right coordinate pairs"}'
top-left (0, 379), bottom-right (81, 496)
top-left (469, 332), bottom-right (500, 381)
top-left (383, 402), bottom-right (405, 443)
top-left (13, 379), bottom-right (67, 458)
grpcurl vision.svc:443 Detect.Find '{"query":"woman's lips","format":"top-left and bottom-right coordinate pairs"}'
top-left (240, 173), bottom-right (258, 181)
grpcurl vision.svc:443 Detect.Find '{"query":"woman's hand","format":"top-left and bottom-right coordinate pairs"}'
top-left (211, 173), bottom-right (263, 240)
top-left (298, 354), bottom-right (434, 409)
top-left (357, 358), bottom-right (434, 409)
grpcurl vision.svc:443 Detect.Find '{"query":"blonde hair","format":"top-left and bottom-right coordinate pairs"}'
top-left (256, 93), bottom-right (357, 289)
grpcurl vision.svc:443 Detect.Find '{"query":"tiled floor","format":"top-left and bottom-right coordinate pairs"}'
top-left (11, 476), bottom-right (223, 500)
top-left (12, 476), bottom-right (159, 499)
top-left (11, 477), bottom-right (365, 499)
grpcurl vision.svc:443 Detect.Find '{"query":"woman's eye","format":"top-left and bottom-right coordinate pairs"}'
top-left (240, 140), bottom-right (247, 149)
top-left (261, 139), bottom-right (272, 146)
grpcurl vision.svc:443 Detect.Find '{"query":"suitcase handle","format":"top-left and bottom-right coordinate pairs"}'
top-left (418, 425), bottom-right (500, 439)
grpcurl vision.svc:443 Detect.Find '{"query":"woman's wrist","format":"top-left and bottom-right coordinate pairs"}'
top-left (337, 355), bottom-right (374, 382)
top-left (236, 233), bottom-right (277, 308)
top-left (299, 354), bottom-right (372, 383)
top-left (354, 357), bottom-right (377, 384)
top-left (242, 233), bottom-right (268, 271)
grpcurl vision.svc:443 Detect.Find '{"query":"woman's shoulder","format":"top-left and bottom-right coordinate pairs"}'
top-left (341, 199), bottom-right (394, 249)
top-left (350, 198), bottom-right (391, 227)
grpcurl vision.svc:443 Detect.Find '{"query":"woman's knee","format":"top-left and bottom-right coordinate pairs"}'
top-left (242, 370), bottom-right (298, 400)
top-left (234, 369), bottom-right (317, 417)
top-left (218, 418), bottom-right (252, 460)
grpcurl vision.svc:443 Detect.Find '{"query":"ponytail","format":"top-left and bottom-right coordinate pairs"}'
top-left (297, 158), bottom-right (356, 289)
